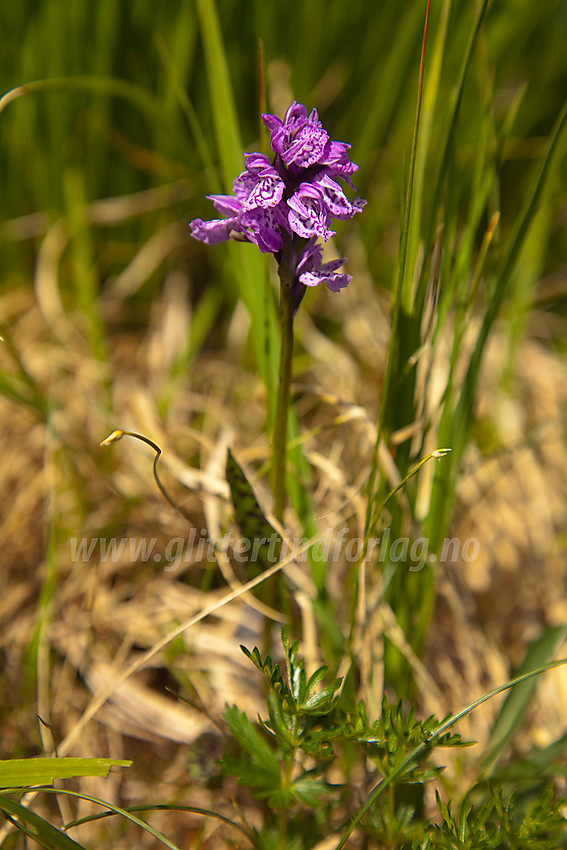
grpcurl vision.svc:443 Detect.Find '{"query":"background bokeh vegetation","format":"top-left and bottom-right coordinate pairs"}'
top-left (1, 1), bottom-right (567, 847)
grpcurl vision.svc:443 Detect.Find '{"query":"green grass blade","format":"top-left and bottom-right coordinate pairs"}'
top-left (0, 369), bottom-right (48, 419)
top-left (0, 794), bottom-right (87, 849)
top-left (158, 287), bottom-right (222, 416)
top-left (41, 788), bottom-right (182, 849)
top-left (466, 97), bottom-right (567, 388)
top-left (154, 34), bottom-right (217, 181)
top-left (424, 0), bottom-right (491, 250)
top-left (0, 334), bottom-right (47, 418)
top-left (402, 0), bottom-right (451, 313)
top-left (360, 3), bottom-right (435, 693)
top-left (0, 75), bottom-right (165, 125)
top-left (63, 168), bottom-right (107, 367)
top-left (354, 4), bottom-right (423, 164)
top-left (364, 2), bottom-right (433, 535)
top-left (0, 757), bottom-right (131, 789)
top-left (195, 0), bottom-right (278, 415)
top-left (193, 0), bottom-right (242, 182)
top-left (427, 96), bottom-right (567, 547)
top-left (65, 804), bottom-right (250, 840)
top-left (483, 625), bottom-right (567, 773)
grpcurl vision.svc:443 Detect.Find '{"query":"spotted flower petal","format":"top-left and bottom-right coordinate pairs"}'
top-left (241, 206), bottom-right (285, 253)
top-left (208, 194), bottom-right (242, 216)
top-left (233, 154), bottom-right (285, 210)
top-left (262, 102), bottom-right (309, 158)
top-left (287, 183), bottom-right (335, 241)
top-left (281, 122), bottom-right (330, 169)
top-left (298, 254), bottom-right (348, 285)
top-left (314, 174), bottom-right (357, 217)
top-left (299, 263), bottom-right (352, 291)
top-left (291, 238), bottom-right (352, 311)
top-left (189, 216), bottom-right (241, 245)
top-left (241, 172), bottom-right (285, 211)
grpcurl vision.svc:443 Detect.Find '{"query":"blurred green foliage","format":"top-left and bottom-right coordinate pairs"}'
top-left (2, 0), bottom-right (566, 260)
top-left (1, 0), bottom-right (566, 690)
top-left (1, 5), bottom-right (567, 844)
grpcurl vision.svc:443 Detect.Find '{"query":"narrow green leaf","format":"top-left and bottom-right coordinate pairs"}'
top-left (364, 0), bottom-right (433, 537)
top-left (0, 794), bottom-right (86, 849)
top-left (402, 0), bottom-right (451, 314)
top-left (0, 75), bottom-right (165, 125)
top-left (303, 690), bottom-right (339, 715)
top-left (226, 449), bottom-right (281, 571)
top-left (66, 802), bottom-right (250, 840)
top-left (266, 691), bottom-right (292, 744)
top-left (483, 625), bottom-right (567, 773)
top-left (305, 666), bottom-right (330, 694)
top-left (427, 96), bottom-right (567, 551)
top-left (240, 644), bottom-right (262, 669)
top-left (0, 757), bottom-right (131, 790)
top-left (42, 788), bottom-right (182, 850)
top-left (424, 0), bottom-right (491, 251)
top-left (193, 0), bottom-right (241, 182)
top-left (64, 167), bottom-right (107, 366)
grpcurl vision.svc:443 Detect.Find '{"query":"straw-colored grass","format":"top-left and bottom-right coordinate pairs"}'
top-left (2, 1), bottom-right (567, 845)
top-left (1, 198), bottom-right (566, 845)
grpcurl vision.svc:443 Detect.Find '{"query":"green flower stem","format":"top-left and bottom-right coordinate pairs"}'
top-left (272, 237), bottom-right (296, 523)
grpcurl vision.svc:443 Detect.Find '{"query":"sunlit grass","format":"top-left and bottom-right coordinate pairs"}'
top-left (1, 0), bottom-right (567, 847)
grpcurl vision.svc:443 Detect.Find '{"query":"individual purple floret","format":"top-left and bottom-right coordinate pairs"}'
top-left (293, 238), bottom-right (352, 312)
top-left (262, 102), bottom-right (359, 183)
top-left (189, 100), bottom-right (365, 305)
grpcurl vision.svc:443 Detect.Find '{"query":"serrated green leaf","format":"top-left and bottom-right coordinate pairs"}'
top-left (222, 754), bottom-right (281, 799)
top-left (281, 626), bottom-right (292, 654)
top-left (0, 757), bottom-right (131, 789)
top-left (222, 705), bottom-right (280, 780)
top-left (265, 787), bottom-right (295, 809)
top-left (241, 643), bottom-right (291, 705)
top-left (281, 630), bottom-right (304, 708)
top-left (290, 774), bottom-right (330, 807)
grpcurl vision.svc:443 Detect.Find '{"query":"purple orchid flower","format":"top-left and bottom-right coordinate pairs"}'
top-left (189, 101), bottom-right (365, 307)
top-left (293, 238), bottom-right (352, 312)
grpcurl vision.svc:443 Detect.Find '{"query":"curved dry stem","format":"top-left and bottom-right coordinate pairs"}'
top-left (100, 429), bottom-right (193, 523)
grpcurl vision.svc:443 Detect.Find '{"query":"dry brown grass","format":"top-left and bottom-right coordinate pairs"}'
top-left (1, 206), bottom-right (567, 847)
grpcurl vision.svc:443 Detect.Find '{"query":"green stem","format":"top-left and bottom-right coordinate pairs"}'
top-left (272, 237), bottom-right (296, 523)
